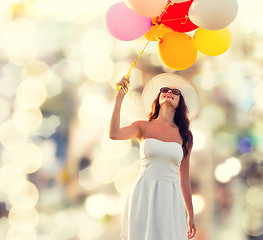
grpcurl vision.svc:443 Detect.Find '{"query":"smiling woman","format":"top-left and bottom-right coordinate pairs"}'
top-left (110, 73), bottom-right (200, 240)
top-left (143, 73), bottom-right (199, 159)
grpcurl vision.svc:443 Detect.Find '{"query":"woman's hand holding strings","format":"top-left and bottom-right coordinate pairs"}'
top-left (116, 76), bottom-right (130, 100)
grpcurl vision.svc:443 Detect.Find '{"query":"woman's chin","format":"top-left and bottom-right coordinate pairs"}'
top-left (160, 100), bottom-right (177, 108)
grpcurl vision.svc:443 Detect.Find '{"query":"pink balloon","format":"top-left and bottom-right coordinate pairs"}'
top-left (106, 2), bottom-right (152, 41)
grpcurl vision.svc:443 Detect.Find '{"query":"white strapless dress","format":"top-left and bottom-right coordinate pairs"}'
top-left (120, 138), bottom-right (188, 240)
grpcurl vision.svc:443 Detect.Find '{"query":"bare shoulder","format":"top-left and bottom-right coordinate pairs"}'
top-left (131, 120), bottom-right (149, 135)
top-left (131, 120), bottom-right (148, 127)
top-left (131, 120), bottom-right (149, 141)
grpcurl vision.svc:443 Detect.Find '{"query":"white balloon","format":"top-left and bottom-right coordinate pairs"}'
top-left (171, 0), bottom-right (191, 3)
top-left (125, 0), bottom-right (166, 18)
top-left (189, 0), bottom-right (238, 30)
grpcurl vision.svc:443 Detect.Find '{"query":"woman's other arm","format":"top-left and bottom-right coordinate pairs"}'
top-left (180, 147), bottom-right (196, 239)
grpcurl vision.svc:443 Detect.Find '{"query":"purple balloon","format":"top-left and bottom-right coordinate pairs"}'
top-left (106, 2), bottom-right (152, 41)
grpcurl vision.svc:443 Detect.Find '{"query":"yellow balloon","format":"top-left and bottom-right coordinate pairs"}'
top-left (144, 21), bottom-right (171, 41)
top-left (158, 32), bottom-right (197, 70)
top-left (194, 28), bottom-right (232, 56)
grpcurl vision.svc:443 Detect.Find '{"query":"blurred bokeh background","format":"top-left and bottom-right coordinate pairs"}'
top-left (0, 0), bottom-right (262, 239)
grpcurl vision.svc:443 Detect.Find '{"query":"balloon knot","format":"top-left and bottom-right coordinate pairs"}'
top-left (181, 15), bottom-right (189, 24)
top-left (155, 17), bottom-right (162, 25)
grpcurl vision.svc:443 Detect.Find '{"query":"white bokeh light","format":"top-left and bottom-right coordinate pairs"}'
top-left (25, 0), bottom-right (50, 17)
top-left (81, 29), bottom-right (113, 57)
top-left (0, 120), bottom-right (28, 148)
top-left (91, 154), bottom-right (120, 184)
top-left (0, 164), bottom-right (26, 194)
top-left (192, 129), bottom-right (206, 151)
top-left (79, 93), bottom-right (107, 118)
top-left (16, 77), bottom-right (47, 108)
top-left (84, 55), bottom-right (114, 83)
top-left (21, 60), bottom-right (51, 86)
top-left (77, 219), bottom-right (103, 240)
top-left (215, 157), bottom-right (242, 183)
top-left (12, 107), bottom-right (42, 133)
top-left (84, 194), bottom-right (107, 219)
top-left (8, 204), bottom-right (39, 228)
top-left (13, 143), bottom-right (44, 174)
top-left (225, 157), bottom-right (242, 177)
top-left (0, 97), bottom-right (11, 123)
top-left (102, 133), bottom-right (132, 158)
top-left (199, 105), bottom-right (226, 130)
top-left (192, 194), bottom-right (205, 215)
top-left (253, 82), bottom-right (263, 111)
top-left (215, 163), bottom-right (232, 183)
top-left (0, 18), bottom-right (37, 65)
top-left (7, 226), bottom-right (37, 240)
top-left (8, 181), bottom-right (39, 206)
top-left (114, 166), bottom-right (139, 195)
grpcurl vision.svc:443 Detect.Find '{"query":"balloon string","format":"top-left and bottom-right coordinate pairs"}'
top-left (125, 38), bottom-right (151, 79)
top-left (115, 38), bottom-right (154, 111)
top-left (158, 1), bottom-right (173, 19)
top-left (161, 15), bottom-right (189, 24)
top-left (116, 38), bottom-right (151, 95)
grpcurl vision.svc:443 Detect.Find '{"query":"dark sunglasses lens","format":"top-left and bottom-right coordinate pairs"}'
top-left (160, 87), bottom-right (168, 93)
top-left (172, 89), bottom-right (180, 95)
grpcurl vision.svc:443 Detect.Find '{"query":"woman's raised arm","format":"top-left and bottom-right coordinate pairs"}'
top-left (109, 77), bottom-right (141, 140)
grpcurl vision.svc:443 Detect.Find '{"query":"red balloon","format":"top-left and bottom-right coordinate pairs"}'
top-left (159, 0), bottom-right (198, 33)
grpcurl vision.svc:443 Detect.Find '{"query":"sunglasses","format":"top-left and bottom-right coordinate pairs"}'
top-left (160, 87), bottom-right (181, 96)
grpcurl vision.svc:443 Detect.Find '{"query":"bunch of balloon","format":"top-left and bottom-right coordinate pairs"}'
top-left (106, 0), bottom-right (238, 71)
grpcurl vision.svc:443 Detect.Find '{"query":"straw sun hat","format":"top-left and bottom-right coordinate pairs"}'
top-left (142, 73), bottom-right (200, 121)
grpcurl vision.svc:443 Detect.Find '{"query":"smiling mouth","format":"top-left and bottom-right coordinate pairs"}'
top-left (164, 94), bottom-right (174, 100)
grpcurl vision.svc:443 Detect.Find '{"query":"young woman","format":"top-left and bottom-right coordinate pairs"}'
top-left (110, 73), bottom-right (200, 240)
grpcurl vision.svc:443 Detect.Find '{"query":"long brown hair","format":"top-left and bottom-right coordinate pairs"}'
top-left (148, 92), bottom-right (193, 158)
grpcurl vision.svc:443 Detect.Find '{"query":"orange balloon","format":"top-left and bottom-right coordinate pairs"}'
top-left (158, 32), bottom-right (197, 70)
top-left (144, 21), bottom-right (171, 41)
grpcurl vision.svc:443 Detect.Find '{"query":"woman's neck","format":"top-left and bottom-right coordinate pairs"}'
top-left (156, 105), bottom-right (176, 127)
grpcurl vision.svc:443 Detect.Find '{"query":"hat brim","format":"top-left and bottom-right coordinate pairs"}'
top-left (142, 73), bottom-right (200, 121)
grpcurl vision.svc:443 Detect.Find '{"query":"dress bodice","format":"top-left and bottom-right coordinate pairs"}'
top-left (138, 138), bottom-right (184, 181)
